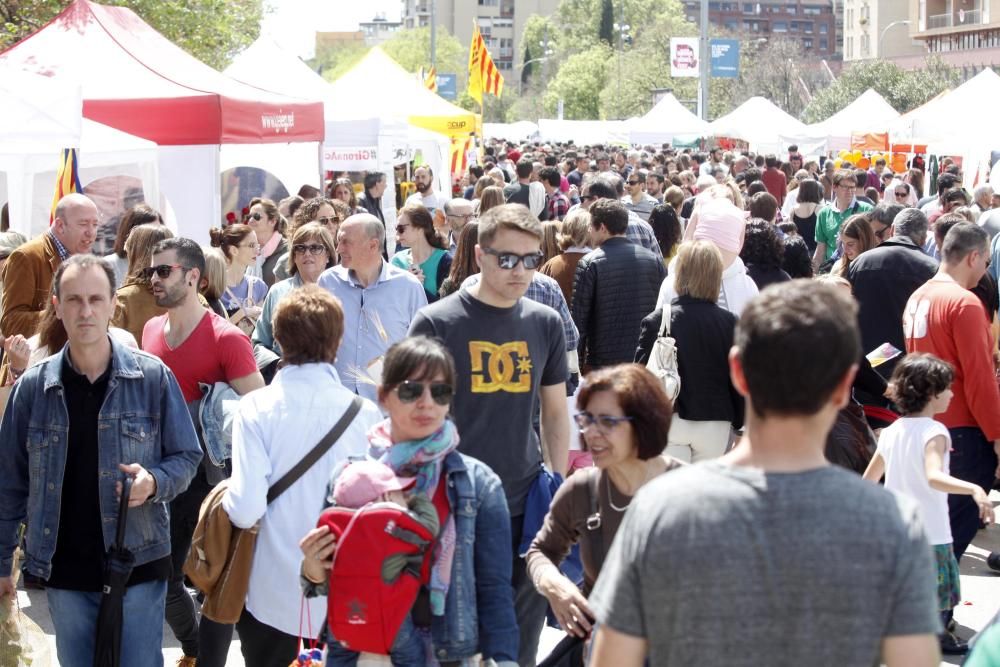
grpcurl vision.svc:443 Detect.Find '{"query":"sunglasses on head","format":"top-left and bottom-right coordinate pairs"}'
top-left (395, 380), bottom-right (454, 405)
top-left (482, 247), bottom-right (545, 270)
top-left (141, 263), bottom-right (187, 281)
top-left (293, 243), bottom-right (327, 256)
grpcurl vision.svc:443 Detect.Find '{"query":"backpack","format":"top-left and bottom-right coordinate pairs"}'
top-left (645, 309), bottom-right (681, 401)
top-left (317, 504), bottom-right (436, 654)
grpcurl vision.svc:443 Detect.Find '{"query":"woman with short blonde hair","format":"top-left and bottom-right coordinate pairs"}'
top-left (674, 240), bottom-right (724, 302)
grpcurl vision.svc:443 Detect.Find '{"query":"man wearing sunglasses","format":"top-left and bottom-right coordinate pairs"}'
top-left (573, 199), bottom-right (665, 371)
top-left (140, 238), bottom-right (264, 664)
top-left (623, 169), bottom-right (658, 223)
top-left (409, 204), bottom-right (569, 666)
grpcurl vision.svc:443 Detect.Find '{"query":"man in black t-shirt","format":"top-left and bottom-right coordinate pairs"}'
top-left (410, 204), bottom-right (568, 666)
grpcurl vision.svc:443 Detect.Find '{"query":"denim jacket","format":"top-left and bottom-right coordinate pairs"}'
top-left (317, 451), bottom-right (519, 665)
top-left (0, 335), bottom-right (202, 580)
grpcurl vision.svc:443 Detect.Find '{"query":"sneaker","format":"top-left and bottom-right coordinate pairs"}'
top-left (176, 657), bottom-right (197, 667)
top-left (940, 631), bottom-right (969, 655)
top-left (988, 551), bottom-right (1000, 572)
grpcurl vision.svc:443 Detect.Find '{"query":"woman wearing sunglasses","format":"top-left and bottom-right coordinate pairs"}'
top-left (526, 364), bottom-right (680, 660)
top-left (209, 224), bottom-right (268, 337)
top-left (391, 204), bottom-right (452, 303)
top-left (246, 197), bottom-right (289, 288)
top-left (300, 336), bottom-right (519, 666)
top-left (273, 197), bottom-right (344, 282)
top-left (253, 222), bottom-right (336, 356)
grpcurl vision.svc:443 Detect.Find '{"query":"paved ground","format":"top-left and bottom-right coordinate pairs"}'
top-left (17, 496), bottom-right (1000, 666)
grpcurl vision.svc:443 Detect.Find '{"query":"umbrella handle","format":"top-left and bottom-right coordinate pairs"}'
top-left (114, 477), bottom-right (133, 551)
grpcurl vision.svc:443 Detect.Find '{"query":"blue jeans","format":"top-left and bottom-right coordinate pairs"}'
top-left (947, 427), bottom-right (998, 561)
top-left (325, 615), bottom-right (425, 666)
top-left (47, 578), bottom-right (167, 667)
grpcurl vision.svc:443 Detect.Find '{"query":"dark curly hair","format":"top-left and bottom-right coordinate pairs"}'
top-left (782, 235), bottom-right (814, 279)
top-left (888, 353), bottom-right (954, 416)
top-left (648, 204), bottom-right (682, 260)
top-left (740, 219), bottom-right (785, 270)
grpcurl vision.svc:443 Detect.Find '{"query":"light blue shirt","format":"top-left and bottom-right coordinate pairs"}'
top-left (317, 261), bottom-right (428, 401)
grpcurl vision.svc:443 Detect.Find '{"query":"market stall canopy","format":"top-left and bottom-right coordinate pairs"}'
top-left (892, 69), bottom-right (1000, 154)
top-left (537, 119), bottom-right (630, 145)
top-left (484, 121), bottom-right (540, 141)
top-left (808, 89), bottom-right (900, 152)
top-left (709, 96), bottom-right (807, 154)
top-left (628, 93), bottom-right (709, 145)
top-left (0, 0), bottom-right (324, 145)
top-left (328, 47), bottom-right (477, 138)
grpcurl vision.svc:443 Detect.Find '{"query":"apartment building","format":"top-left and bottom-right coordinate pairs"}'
top-left (905, 0), bottom-right (1000, 67)
top-left (681, 1), bottom-right (841, 57)
top-left (360, 14), bottom-right (403, 46)
top-left (842, 0), bottom-right (926, 60)
top-left (401, 0), bottom-right (559, 74)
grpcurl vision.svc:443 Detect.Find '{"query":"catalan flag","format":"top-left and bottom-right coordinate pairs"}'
top-left (50, 148), bottom-right (83, 225)
top-left (450, 135), bottom-right (474, 176)
top-left (467, 23), bottom-right (504, 105)
top-left (424, 66), bottom-right (438, 93)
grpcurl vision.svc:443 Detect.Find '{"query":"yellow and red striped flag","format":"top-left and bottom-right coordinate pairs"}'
top-left (424, 66), bottom-right (438, 93)
top-left (467, 23), bottom-right (504, 105)
top-left (450, 135), bottom-right (474, 176)
top-left (50, 148), bottom-right (82, 225)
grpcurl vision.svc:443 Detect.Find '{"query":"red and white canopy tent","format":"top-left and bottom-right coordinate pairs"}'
top-left (0, 0), bottom-right (324, 241)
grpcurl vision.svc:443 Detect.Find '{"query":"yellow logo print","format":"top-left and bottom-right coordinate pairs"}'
top-left (469, 341), bottom-right (532, 393)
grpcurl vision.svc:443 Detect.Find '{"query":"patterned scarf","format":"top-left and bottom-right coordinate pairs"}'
top-left (368, 419), bottom-right (459, 615)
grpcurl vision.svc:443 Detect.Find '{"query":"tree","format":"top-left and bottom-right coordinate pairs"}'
top-left (727, 37), bottom-right (823, 119)
top-left (380, 26), bottom-right (465, 85)
top-left (312, 40), bottom-right (370, 83)
top-left (543, 44), bottom-right (612, 119)
top-left (598, 0), bottom-right (615, 46)
top-left (0, 0), bottom-right (263, 68)
top-left (802, 56), bottom-right (961, 122)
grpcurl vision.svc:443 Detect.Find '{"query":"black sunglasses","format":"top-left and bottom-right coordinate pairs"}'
top-left (395, 380), bottom-right (453, 405)
top-left (141, 263), bottom-right (188, 281)
top-left (627, 180), bottom-right (640, 186)
top-left (250, 212), bottom-right (263, 221)
top-left (316, 215), bottom-right (338, 225)
top-left (293, 243), bottom-right (327, 256)
top-left (482, 247), bottom-right (545, 270)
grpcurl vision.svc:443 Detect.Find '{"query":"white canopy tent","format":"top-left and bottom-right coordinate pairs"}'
top-left (0, 68), bottom-right (159, 239)
top-left (811, 89), bottom-right (899, 152)
top-left (628, 93), bottom-right (709, 146)
top-left (537, 119), bottom-right (630, 146)
top-left (709, 96), bottom-right (807, 154)
top-left (483, 121), bottom-right (540, 142)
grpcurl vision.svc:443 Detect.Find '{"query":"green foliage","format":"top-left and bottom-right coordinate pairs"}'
top-left (312, 40), bottom-right (370, 83)
top-left (725, 36), bottom-right (825, 119)
top-left (543, 43), bottom-right (612, 119)
top-left (598, 0), bottom-right (615, 46)
top-left (0, 0), bottom-right (263, 69)
top-left (380, 26), bottom-right (465, 84)
top-left (802, 56), bottom-right (961, 122)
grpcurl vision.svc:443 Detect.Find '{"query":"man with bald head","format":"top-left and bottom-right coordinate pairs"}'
top-left (317, 214), bottom-right (427, 401)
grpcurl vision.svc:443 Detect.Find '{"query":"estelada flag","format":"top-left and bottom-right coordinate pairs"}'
top-left (467, 23), bottom-right (504, 105)
top-left (50, 148), bottom-right (83, 225)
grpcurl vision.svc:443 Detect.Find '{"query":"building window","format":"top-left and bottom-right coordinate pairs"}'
top-left (803, 37), bottom-right (813, 49)
top-left (773, 21), bottom-right (788, 32)
top-left (860, 33), bottom-right (870, 55)
top-left (803, 21), bottom-right (813, 33)
top-left (478, 0), bottom-right (498, 5)
top-left (820, 23), bottom-right (828, 34)
top-left (725, 19), bottom-right (739, 30)
top-left (786, 3), bottom-right (796, 14)
top-left (820, 37), bottom-right (829, 50)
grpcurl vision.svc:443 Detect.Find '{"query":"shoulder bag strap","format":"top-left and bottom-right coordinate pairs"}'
top-left (267, 396), bottom-right (363, 505)
top-left (657, 307), bottom-right (671, 338)
top-left (114, 477), bottom-right (133, 550)
top-left (587, 469), bottom-right (606, 575)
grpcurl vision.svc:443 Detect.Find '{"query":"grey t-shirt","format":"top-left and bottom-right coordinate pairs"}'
top-left (409, 290), bottom-right (568, 516)
top-left (590, 462), bottom-right (939, 666)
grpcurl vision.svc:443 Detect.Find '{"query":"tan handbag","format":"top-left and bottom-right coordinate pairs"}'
top-left (183, 397), bottom-right (363, 623)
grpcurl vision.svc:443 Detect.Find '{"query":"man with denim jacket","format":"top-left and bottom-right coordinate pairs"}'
top-left (0, 254), bottom-right (201, 666)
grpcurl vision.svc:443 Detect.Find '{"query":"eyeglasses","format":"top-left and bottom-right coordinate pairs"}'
top-left (395, 380), bottom-right (454, 406)
top-left (395, 224), bottom-right (411, 234)
top-left (872, 225), bottom-right (889, 240)
top-left (293, 243), bottom-right (327, 256)
top-left (836, 183), bottom-right (856, 190)
top-left (482, 247), bottom-right (545, 270)
top-left (573, 411), bottom-right (634, 432)
top-left (316, 216), bottom-right (338, 225)
top-left (250, 212), bottom-right (263, 221)
top-left (141, 264), bottom-right (188, 281)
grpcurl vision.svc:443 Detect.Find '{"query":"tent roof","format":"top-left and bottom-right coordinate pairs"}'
top-left (709, 96), bottom-right (806, 148)
top-left (224, 37), bottom-right (333, 106)
top-left (814, 89), bottom-right (899, 137)
top-left (0, 0), bottom-right (324, 145)
top-left (0, 67), bottom-right (82, 150)
top-left (901, 69), bottom-right (1000, 149)
top-left (638, 93), bottom-right (708, 131)
top-left (328, 48), bottom-right (474, 126)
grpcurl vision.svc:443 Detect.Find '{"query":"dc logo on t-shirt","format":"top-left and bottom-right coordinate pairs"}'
top-left (468, 341), bottom-right (533, 394)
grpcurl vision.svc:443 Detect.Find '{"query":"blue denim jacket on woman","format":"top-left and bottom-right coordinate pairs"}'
top-left (321, 451), bottom-right (519, 665)
top-left (0, 335), bottom-right (202, 580)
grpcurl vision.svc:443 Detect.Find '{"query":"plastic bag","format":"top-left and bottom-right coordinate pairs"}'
top-left (0, 550), bottom-right (51, 667)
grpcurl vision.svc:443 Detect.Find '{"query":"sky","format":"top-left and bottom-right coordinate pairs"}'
top-left (264, 0), bottom-right (402, 58)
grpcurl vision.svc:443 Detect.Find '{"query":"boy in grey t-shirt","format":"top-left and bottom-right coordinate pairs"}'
top-left (590, 280), bottom-right (941, 667)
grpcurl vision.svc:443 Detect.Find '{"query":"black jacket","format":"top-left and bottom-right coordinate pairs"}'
top-left (847, 236), bottom-right (938, 360)
top-left (635, 297), bottom-right (744, 428)
top-left (572, 236), bottom-right (666, 369)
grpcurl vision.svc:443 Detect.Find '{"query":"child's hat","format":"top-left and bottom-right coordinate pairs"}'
top-left (333, 460), bottom-right (416, 508)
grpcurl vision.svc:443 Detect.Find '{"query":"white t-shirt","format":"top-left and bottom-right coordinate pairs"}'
top-left (405, 190), bottom-right (444, 214)
top-left (877, 416), bottom-right (952, 545)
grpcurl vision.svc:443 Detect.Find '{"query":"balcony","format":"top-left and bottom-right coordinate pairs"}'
top-left (922, 2), bottom-right (985, 32)
top-left (928, 12), bottom-right (953, 28)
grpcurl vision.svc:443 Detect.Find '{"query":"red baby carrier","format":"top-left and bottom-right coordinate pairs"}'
top-left (316, 503), bottom-right (435, 654)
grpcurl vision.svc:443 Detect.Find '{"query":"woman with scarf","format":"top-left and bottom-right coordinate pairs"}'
top-left (246, 196), bottom-right (289, 287)
top-left (300, 336), bottom-right (519, 667)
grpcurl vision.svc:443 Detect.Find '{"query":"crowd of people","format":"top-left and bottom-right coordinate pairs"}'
top-left (0, 136), bottom-right (998, 667)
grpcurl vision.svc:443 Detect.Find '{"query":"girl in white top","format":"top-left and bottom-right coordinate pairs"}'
top-left (863, 353), bottom-right (994, 656)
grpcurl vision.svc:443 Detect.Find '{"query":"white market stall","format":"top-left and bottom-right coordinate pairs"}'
top-left (537, 119), bottom-right (631, 146)
top-left (483, 121), bottom-right (540, 142)
top-left (709, 96), bottom-right (807, 155)
top-left (0, 68), bottom-right (159, 242)
top-left (627, 93), bottom-right (709, 146)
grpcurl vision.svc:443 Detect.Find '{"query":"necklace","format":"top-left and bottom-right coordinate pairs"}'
top-left (606, 464), bottom-right (657, 513)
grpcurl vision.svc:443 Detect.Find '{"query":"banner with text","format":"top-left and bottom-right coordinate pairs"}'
top-left (710, 39), bottom-right (740, 78)
top-left (670, 38), bottom-right (700, 78)
top-left (323, 146), bottom-right (378, 171)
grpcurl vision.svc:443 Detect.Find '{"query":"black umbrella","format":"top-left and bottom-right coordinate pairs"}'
top-left (94, 477), bottom-right (135, 667)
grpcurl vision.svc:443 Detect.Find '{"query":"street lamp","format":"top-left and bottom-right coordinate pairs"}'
top-left (879, 19), bottom-right (911, 58)
top-left (517, 53), bottom-right (553, 95)
top-left (613, 9), bottom-right (631, 120)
